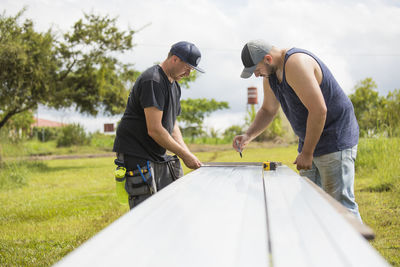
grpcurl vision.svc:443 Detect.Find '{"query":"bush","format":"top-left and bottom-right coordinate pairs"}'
top-left (223, 125), bottom-right (243, 142)
top-left (255, 115), bottom-right (284, 142)
top-left (56, 124), bottom-right (89, 147)
top-left (181, 126), bottom-right (204, 142)
top-left (89, 131), bottom-right (115, 151)
top-left (31, 127), bottom-right (61, 142)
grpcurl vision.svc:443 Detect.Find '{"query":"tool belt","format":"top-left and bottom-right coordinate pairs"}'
top-left (114, 153), bottom-right (183, 200)
top-left (115, 155), bottom-right (156, 197)
top-left (126, 164), bottom-right (156, 196)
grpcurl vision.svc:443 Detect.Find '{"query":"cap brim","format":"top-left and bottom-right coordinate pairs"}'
top-left (189, 64), bottom-right (205, 73)
top-left (240, 65), bottom-right (257, 78)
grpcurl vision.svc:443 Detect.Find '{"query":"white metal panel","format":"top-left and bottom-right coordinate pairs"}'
top-left (264, 169), bottom-right (342, 267)
top-left (55, 166), bottom-right (270, 267)
top-left (264, 166), bottom-right (389, 267)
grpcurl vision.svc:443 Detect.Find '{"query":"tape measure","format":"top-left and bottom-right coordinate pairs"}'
top-left (263, 161), bottom-right (281, 171)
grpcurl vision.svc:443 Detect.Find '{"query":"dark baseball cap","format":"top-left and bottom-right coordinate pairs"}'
top-left (170, 41), bottom-right (205, 73)
top-left (241, 40), bottom-right (272, 78)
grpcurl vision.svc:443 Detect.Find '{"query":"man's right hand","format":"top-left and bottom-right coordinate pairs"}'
top-left (232, 134), bottom-right (251, 152)
top-left (182, 152), bottom-right (202, 169)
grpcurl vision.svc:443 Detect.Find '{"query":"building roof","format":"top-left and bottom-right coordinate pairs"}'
top-left (32, 117), bottom-right (66, 128)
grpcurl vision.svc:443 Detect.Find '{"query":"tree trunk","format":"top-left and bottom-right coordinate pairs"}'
top-left (0, 111), bottom-right (16, 130)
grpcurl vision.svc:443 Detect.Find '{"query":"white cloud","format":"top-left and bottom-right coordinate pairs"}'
top-left (202, 110), bottom-right (247, 134)
top-left (3, 0), bottom-right (400, 132)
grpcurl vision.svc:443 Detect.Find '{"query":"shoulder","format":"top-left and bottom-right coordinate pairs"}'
top-left (140, 65), bottom-right (163, 84)
top-left (286, 52), bottom-right (313, 69)
top-left (286, 51), bottom-right (318, 78)
top-left (285, 49), bottom-right (323, 86)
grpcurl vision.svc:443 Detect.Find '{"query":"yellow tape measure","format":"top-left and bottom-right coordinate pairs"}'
top-left (263, 161), bottom-right (281, 171)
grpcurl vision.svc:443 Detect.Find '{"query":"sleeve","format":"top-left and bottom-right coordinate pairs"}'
top-left (138, 80), bottom-right (165, 111)
top-left (177, 102), bottom-right (181, 116)
top-left (176, 83), bottom-right (182, 116)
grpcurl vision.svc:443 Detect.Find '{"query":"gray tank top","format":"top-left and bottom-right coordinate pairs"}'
top-left (268, 48), bottom-right (359, 156)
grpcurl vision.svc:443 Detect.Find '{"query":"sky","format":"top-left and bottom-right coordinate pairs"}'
top-left (2, 0), bottom-right (400, 133)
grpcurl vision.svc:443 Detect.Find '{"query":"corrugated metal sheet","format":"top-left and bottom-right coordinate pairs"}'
top-left (55, 165), bottom-right (389, 267)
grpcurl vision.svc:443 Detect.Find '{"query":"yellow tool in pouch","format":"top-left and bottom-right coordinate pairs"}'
top-left (115, 166), bottom-right (128, 204)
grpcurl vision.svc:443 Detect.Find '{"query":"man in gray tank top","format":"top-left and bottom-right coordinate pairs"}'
top-left (234, 40), bottom-right (361, 221)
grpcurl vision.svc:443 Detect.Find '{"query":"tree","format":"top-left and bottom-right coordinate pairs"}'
top-left (223, 125), bottom-right (243, 141)
top-left (349, 78), bottom-right (384, 136)
top-left (208, 127), bottom-right (220, 144)
top-left (0, 9), bottom-right (139, 131)
top-left (258, 114), bottom-right (283, 141)
top-left (349, 77), bottom-right (400, 137)
top-left (1, 110), bottom-right (34, 141)
top-left (0, 9), bottom-right (57, 129)
top-left (178, 98), bottom-right (229, 140)
top-left (245, 105), bottom-right (257, 127)
top-left (244, 105), bottom-right (283, 141)
top-left (381, 89), bottom-right (400, 137)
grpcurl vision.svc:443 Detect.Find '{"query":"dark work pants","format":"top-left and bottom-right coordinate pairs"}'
top-left (125, 157), bottom-right (184, 209)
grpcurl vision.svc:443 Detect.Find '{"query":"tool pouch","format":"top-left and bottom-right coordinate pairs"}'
top-left (125, 167), bottom-right (154, 197)
top-left (166, 155), bottom-right (184, 181)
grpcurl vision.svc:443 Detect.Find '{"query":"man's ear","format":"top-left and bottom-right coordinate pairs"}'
top-left (172, 55), bottom-right (180, 63)
top-left (264, 54), bottom-right (272, 64)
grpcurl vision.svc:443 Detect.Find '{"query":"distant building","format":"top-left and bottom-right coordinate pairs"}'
top-left (30, 118), bottom-right (67, 142)
top-left (104, 123), bottom-right (115, 134)
top-left (32, 117), bottom-right (66, 128)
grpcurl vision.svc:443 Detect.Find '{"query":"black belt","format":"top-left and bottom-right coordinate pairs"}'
top-left (115, 153), bottom-right (151, 177)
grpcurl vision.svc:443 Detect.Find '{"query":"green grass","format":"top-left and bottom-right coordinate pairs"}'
top-left (355, 138), bottom-right (400, 266)
top-left (0, 161), bottom-right (47, 190)
top-left (0, 138), bottom-right (399, 266)
top-left (186, 143), bottom-right (298, 173)
top-left (0, 157), bottom-right (127, 266)
top-left (1, 135), bottom-right (115, 158)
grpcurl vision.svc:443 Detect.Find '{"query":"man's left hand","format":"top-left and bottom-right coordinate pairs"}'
top-left (293, 152), bottom-right (313, 170)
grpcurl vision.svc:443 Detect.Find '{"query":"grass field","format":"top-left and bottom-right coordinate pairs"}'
top-left (0, 157), bottom-right (127, 266)
top-left (355, 138), bottom-right (400, 265)
top-left (1, 138), bottom-right (114, 158)
top-left (0, 139), bottom-right (399, 266)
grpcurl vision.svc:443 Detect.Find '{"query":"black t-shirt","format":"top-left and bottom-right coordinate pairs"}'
top-left (113, 65), bottom-right (181, 163)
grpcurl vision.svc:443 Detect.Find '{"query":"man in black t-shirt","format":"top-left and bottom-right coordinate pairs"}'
top-left (113, 41), bottom-right (204, 209)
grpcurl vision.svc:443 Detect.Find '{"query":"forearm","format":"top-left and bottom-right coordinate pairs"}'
top-left (245, 107), bottom-right (276, 140)
top-left (302, 112), bottom-right (326, 155)
top-left (171, 124), bottom-right (190, 152)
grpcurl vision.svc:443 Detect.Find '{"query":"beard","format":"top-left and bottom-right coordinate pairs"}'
top-left (173, 72), bottom-right (186, 81)
top-left (267, 64), bottom-right (278, 76)
top-left (169, 66), bottom-right (188, 81)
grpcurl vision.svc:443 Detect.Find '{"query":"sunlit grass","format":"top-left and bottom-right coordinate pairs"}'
top-left (182, 143), bottom-right (298, 174)
top-left (0, 157), bottom-right (127, 266)
top-left (355, 138), bottom-right (400, 266)
top-left (1, 135), bottom-right (115, 158)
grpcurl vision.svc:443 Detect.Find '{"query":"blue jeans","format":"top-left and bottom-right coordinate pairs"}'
top-left (300, 145), bottom-right (362, 222)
